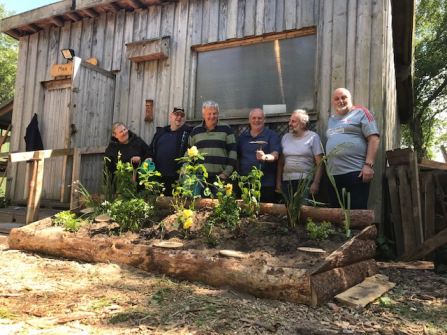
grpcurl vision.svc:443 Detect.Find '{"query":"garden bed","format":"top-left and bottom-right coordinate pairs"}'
top-left (7, 197), bottom-right (378, 306)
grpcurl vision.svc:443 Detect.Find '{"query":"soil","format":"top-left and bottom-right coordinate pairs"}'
top-left (1, 210), bottom-right (447, 334)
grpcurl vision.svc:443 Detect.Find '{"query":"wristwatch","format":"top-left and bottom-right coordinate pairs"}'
top-left (364, 162), bottom-right (374, 168)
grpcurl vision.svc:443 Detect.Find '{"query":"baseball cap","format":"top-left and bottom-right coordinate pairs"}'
top-left (171, 107), bottom-right (185, 115)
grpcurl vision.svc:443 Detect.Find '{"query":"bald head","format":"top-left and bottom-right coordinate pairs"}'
top-left (332, 88), bottom-right (353, 115)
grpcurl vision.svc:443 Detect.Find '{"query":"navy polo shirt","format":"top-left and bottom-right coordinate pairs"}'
top-left (155, 129), bottom-right (180, 176)
top-left (237, 127), bottom-right (281, 187)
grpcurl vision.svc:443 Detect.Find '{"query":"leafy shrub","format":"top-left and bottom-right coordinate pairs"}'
top-left (306, 218), bottom-right (333, 242)
top-left (107, 198), bottom-right (153, 233)
top-left (52, 210), bottom-right (85, 232)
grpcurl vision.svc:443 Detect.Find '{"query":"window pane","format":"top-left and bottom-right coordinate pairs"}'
top-left (195, 34), bottom-right (316, 119)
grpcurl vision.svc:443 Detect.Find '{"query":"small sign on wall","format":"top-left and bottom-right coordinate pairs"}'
top-left (145, 100), bottom-right (154, 122)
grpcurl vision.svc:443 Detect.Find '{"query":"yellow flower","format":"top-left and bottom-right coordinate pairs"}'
top-left (183, 217), bottom-right (193, 229)
top-left (188, 146), bottom-right (198, 157)
top-left (226, 183), bottom-right (233, 195)
top-left (142, 162), bottom-right (148, 170)
top-left (182, 209), bottom-right (193, 219)
top-left (160, 194), bottom-right (165, 197)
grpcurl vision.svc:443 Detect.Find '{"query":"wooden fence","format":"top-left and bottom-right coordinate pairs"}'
top-left (386, 148), bottom-right (447, 261)
top-left (0, 147), bottom-right (105, 224)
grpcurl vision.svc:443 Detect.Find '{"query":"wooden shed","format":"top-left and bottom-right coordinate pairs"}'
top-left (1, 0), bottom-right (414, 224)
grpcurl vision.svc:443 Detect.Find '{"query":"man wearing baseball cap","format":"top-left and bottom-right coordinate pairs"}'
top-left (147, 107), bottom-right (192, 196)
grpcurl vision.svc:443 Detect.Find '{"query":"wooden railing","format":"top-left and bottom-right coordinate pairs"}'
top-left (0, 147), bottom-right (106, 224)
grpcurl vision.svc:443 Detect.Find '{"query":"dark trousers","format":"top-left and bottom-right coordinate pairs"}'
top-left (327, 171), bottom-right (370, 210)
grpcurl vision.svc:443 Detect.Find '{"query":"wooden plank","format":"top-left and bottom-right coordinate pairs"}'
top-left (377, 261), bottom-right (434, 270)
top-left (26, 151), bottom-right (46, 224)
top-left (236, 0), bottom-right (245, 38)
top-left (275, 0), bottom-right (285, 32)
top-left (9, 149), bottom-right (75, 163)
top-left (345, 0), bottom-right (357, 91)
top-left (255, 0), bottom-right (265, 35)
top-left (331, 0), bottom-right (348, 90)
top-left (335, 274), bottom-right (395, 308)
top-left (409, 151), bottom-right (423, 245)
top-left (385, 167), bottom-right (405, 256)
top-left (126, 37), bottom-right (170, 62)
top-left (112, 9), bottom-right (126, 72)
top-left (397, 165), bottom-right (417, 253)
top-left (193, 28), bottom-right (316, 52)
top-left (386, 148), bottom-right (413, 166)
top-left (244, 0), bottom-right (256, 36)
top-left (191, 0), bottom-right (203, 45)
top-left (354, 0), bottom-right (371, 104)
top-left (285, 0), bottom-right (296, 30)
top-left (419, 159), bottom-right (447, 171)
top-left (264, 0), bottom-right (276, 33)
top-left (208, 0), bottom-right (220, 42)
top-left (226, 0), bottom-right (238, 40)
top-left (422, 173), bottom-right (435, 240)
top-left (398, 227), bottom-right (447, 262)
top-left (434, 174), bottom-right (447, 226)
top-left (441, 145), bottom-right (447, 163)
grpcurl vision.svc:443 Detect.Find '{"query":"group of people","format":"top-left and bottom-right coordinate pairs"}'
top-left (105, 88), bottom-right (380, 210)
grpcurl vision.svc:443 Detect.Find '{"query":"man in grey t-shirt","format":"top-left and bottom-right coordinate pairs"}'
top-left (326, 88), bottom-right (380, 209)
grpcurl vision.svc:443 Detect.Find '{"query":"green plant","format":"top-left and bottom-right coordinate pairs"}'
top-left (208, 178), bottom-right (241, 231)
top-left (277, 175), bottom-right (313, 228)
top-left (321, 143), bottom-right (354, 237)
top-left (306, 218), bottom-right (333, 242)
top-left (107, 198), bottom-right (153, 233)
top-left (114, 155), bottom-right (139, 200)
top-left (0, 309), bottom-right (19, 319)
top-left (52, 210), bottom-right (85, 232)
top-left (102, 157), bottom-right (118, 203)
top-left (232, 167), bottom-right (263, 218)
top-left (138, 161), bottom-right (165, 206)
top-left (176, 146), bottom-right (210, 197)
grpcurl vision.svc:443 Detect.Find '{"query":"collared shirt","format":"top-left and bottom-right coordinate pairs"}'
top-left (237, 127), bottom-right (281, 187)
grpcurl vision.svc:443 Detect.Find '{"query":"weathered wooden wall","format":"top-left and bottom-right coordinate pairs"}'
top-left (8, 0), bottom-right (399, 222)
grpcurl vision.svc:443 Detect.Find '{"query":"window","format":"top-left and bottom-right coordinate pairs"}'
top-left (194, 33), bottom-right (316, 119)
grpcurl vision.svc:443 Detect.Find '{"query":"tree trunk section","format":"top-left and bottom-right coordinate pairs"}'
top-left (156, 197), bottom-right (374, 228)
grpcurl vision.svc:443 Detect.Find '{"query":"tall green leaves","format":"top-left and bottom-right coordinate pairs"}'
top-left (0, 5), bottom-right (18, 102)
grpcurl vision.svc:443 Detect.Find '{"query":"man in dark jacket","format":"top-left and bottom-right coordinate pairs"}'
top-left (147, 107), bottom-right (192, 196)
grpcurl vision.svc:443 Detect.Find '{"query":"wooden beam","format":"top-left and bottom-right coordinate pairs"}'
top-left (193, 27), bottom-right (316, 52)
top-left (397, 165), bottom-right (417, 253)
top-left (398, 227), bottom-right (447, 261)
top-left (28, 24), bottom-right (41, 33)
top-left (385, 167), bottom-right (405, 256)
top-left (441, 145), bottom-right (447, 163)
top-left (5, 29), bottom-right (22, 40)
top-left (409, 151), bottom-right (423, 245)
top-left (0, 125), bottom-right (12, 148)
top-left (50, 16), bottom-right (65, 27)
top-left (422, 173), bottom-right (435, 240)
top-left (26, 151), bottom-right (45, 224)
top-left (419, 159), bottom-right (447, 170)
top-left (9, 148), bottom-right (75, 163)
top-left (108, 2), bottom-right (121, 13)
top-left (66, 12), bottom-right (83, 22)
top-left (83, 8), bottom-right (99, 18)
top-left (126, 0), bottom-right (143, 9)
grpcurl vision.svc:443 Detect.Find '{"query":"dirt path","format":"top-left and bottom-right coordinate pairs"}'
top-left (1, 237), bottom-right (446, 334)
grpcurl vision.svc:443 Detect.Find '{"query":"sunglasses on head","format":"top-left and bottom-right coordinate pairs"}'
top-left (173, 107), bottom-right (185, 113)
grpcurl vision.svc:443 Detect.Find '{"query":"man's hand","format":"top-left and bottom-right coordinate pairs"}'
top-left (359, 165), bottom-right (374, 183)
top-left (131, 156), bottom-right (141, 164)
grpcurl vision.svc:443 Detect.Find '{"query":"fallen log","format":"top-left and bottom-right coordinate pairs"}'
top-left (310, 225), bottom-right (377, 275)
top-left (156, 197), bottom-right (374, 228)
top-left (8, 219), bottom-right (312, 305)
top-left (311, 259), bottom-right (379, 306)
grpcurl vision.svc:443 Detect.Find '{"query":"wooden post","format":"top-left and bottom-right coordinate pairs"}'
top-left (422, 173), bottom-right (435, 240)
top-left (70, 148), bottom-right (81, 210)
top-left (409, 152), bottom-right (424, 245)
top-left (397, 165), bottom-right (417, 252)
top-left (26, 151), bottom-right (45, 224)
top-left (441, 145), bottom-right (447, 163)
top-left (385, 167), bottom-right (405, 256)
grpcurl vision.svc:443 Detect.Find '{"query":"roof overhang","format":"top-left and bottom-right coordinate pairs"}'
top-left (0, 0), bottom-right (178, 39)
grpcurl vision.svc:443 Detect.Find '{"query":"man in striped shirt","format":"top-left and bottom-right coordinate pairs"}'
top-left (189, 101), bottom-right (237, 194)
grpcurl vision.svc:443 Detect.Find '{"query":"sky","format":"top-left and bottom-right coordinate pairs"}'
top-left (2, 0), bottom-right (58, 15)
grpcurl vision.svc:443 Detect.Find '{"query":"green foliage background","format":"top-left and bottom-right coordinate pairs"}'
top-left (402, 0), bottom-right (447, 159)
top-left (0, 4), bottom-right (18, 102)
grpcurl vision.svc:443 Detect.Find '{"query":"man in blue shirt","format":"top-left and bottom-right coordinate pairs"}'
top-left (237, 108), bottom-right (281, 203)
top-left (147, 107), bottom-right (192, 196)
